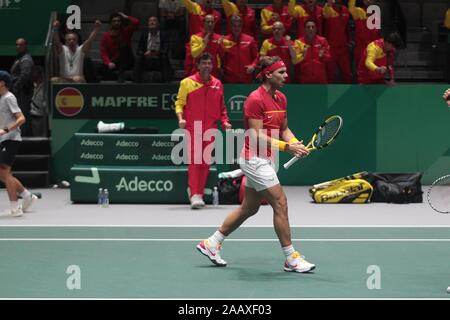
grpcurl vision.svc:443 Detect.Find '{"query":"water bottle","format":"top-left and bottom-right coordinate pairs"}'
top-left (102, 189), bottom-right (109, 208)
top-left (97, 188), bottom-right (103, 207)
top-left (212, 187), bottom-right (219, 206)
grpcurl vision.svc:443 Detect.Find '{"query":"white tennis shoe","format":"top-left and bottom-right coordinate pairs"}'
top-left (196, 239), bottom-right (227, 266)
top-left (22, 194), bottom-right (38, 212)
top-left (284, 251), bottom-right (316, 273)
top-left (1, 206), bottom-right (24, 217)
top-left (190, 195), bottom-right (205, 209)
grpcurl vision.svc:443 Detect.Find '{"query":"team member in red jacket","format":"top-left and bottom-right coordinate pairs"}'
top-left (190, 15), bottom-right (224, 78)
top-left (288, 0), bottom-right (323, 38)
top-left (357, 32), bottom-right (403, 85)
top-left (348, 0), bottom-right (381, 67)
top-left (222, 0), bottom-right (257, 39)
top-left (261, 0), bottom-right (293, 39)
top-left (100, 12), bottom-right (140, 82)
top-left (183, 0), bottom-right (222, 36)
top-left (222, 15), bottom-right (259, 83)
top-left (260, 21), bottom-right (297, 83)
top-left (196, 56), bottom-right (316, 273)
top-left (293, 20), bottom-right (331, 83)
top-left (323, 0), bottom-right (352, 83)
top-left (175, 53), bottom-right (232, 209)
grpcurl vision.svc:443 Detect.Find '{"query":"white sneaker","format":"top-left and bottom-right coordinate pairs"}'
top-left (190, 194), bottom-right (205, 209)
top-left (196, 239), bottom-right (227, 266)
top-left (1, 206), bottom-right (24, 217)
top-left (284, 251), bottom-right (316, 273)
top-left (22, 194), bottom-right (38, 212)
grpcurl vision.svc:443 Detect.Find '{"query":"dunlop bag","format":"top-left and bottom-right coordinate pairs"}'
top-left (311, 179), bottom-right (373, 203)
top-left (217, 176), bottom-right (243, 204)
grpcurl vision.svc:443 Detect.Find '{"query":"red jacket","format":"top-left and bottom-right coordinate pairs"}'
top-left (323, 4), bottom-right (350, 50)
top-left (175, 73), bottom-right (229, 130)
top-left (190, 32), bottom-right (224, 78)
top-left (222, 33), bottom-right (259, 84)
top-left (183, 0), bottom-right (222, 36)
top-left (261, 5), bottom-right (293, 38)
top-left (348, 0), bottom-right (380, 47)
top-left (357, 39), bottom-right (395, 84)
top-left (288, 1), bottom-right (323, 38)
top-left (222, 0), bottom-right (257, 39)
top-left (100, 16), bottom-right (140, 65)
top-left (293, 35), bottom-right (331, 84)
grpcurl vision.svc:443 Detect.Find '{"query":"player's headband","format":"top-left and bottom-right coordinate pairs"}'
top-left (256, 61), bottom-right (286, 80)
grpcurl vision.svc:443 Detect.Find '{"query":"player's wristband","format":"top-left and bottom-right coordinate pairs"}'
top-left (3, 127), bottom-right (9, 133)
top-left (271, 138), bottom-right (287, 151)
top-left (288, 137), bottom-right (299, 144)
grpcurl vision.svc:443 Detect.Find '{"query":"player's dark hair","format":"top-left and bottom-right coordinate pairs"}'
top-left (384, 32), bottom-right (404, 49)
top-left (110, 12), bottom-right (122, 23)
top-left (257, 56), bottom-right (282, 82)
top-left (197, 52), bottom-right (213, 64)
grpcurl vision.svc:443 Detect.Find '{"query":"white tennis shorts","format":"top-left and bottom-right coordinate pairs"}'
top-left (239, 157), bottom-right (280, 192)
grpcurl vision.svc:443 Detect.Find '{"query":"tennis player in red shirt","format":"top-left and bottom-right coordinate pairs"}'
top-left (197, 56), bottom-right (316, 273)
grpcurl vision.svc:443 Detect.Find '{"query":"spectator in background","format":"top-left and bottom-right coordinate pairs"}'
top-left (100, 12), bottom-right (140, 83)
top-left (183, 0), bottom-right (222, 36)
top-left (30, 66), bottom-right (48, 137)
top-left (260, 21), bottom-right (297, 83)
top-left (323, 0), bottom-right (352, 83)
top-left (443, 88), bottom-right (450, 107)
top-left (222, 0), bottom-right (257, 39)
top-left (288, 0), bottom-right (323, 39)
top-left (159, 0), bottom-right (186, 59)
top-left (261, 0), bottom-right (293, 39)
top-left (222, 15), bottom-right (259, 84)
top-left (134, 16), bottom-right (173, 83)
top-left (10, 38), bottom-right (34, 137)
top-left (348, 0), bottom-right (380, 68)
top-left (293, 20), bottom-right (331, 83)
top-left (190, 15), bottom-right (224, 78)
top-left (175, 53), bottom-right (231, 209)
top-left (51, 19), bottom-right (102, 83)
top-left (357, 32), bottom-right (403, 85)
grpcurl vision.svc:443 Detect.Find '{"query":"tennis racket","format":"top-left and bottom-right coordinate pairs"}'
top-left (427, 175), bottom-right (450, 214)
top-left (284, 115), bottom-right (343, 170)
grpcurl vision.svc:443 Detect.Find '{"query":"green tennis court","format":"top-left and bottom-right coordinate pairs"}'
top-left (1, 226), bottom-right (449, 299)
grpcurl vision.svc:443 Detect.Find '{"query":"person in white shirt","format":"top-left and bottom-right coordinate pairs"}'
top-left (51, 19), bottom-right (102, 83)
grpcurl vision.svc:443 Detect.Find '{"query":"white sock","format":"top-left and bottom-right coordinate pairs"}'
top-left (20, 189), bottom-right (31, 199)
top-left (282, 245), bottom-right (295, 258)
top-left (10, 201), bottom-right (20, 210)
top-left (208, 230), bottom-right (226, 247)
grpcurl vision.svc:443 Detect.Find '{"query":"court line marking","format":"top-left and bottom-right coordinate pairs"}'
top-left (1, 225), bottom-right (450, 228)
top-left (1, 238), bottom-right (450, 242)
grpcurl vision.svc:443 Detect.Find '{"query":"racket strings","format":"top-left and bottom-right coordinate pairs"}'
top-left (428, 175), bottom-right (450, 214)
top-left (314, 118), bottom-right (342, 148)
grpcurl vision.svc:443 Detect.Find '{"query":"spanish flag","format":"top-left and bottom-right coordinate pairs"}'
top-left (55, 87), bottom-right (84, 117)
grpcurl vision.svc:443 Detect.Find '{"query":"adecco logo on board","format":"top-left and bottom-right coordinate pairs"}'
top-left (55, 87), bottom-right (85, 117)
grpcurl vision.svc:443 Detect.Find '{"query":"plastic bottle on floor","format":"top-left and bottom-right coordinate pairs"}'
top-left (98, 188), bottom-right (103, 207)
top-left (212, 187), bottom-right (219, 206)
top-left (102, 189), bottom-right (109, 208)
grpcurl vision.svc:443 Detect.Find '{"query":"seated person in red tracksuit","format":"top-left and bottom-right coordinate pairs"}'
top-left (261, 0), bottom-right (293, 39)
top-left (222, 0), bottom-right (257, 40)
top-left (323, 0), bottom-right (352, 83)
top-left (190, 14), bottom-right (224, 79)
top-left (260, 21), bottom-right (297, 84)
top-left (175, 53), bottom-right (232, 209)
top-left (357, 32), bottom-right (403, 85)
top-left (288, 0), bottom-right (324, 39)
top-left (348, 0), bottom-right (381, 68)
top-left (183, 0), bottom-right (222, 36)
top-left (222, 15), bottom-right (259, 84)
top-left (292, 20), bottom-right (331, 84)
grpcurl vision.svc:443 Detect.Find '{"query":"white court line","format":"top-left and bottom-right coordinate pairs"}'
top-left (1, 225), bottom-right (450, 228)
top-left (1, 238), bottom-right (450, 242)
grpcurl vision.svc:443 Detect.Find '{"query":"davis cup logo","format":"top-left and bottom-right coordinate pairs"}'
top-left (55, 87), bottom-right (84, 117)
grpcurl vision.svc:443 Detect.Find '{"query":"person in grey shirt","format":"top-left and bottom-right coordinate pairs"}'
top-left (30, 66), bottom-right (48, 137)
top-left (10, 38), bottom-right (34, 137)
top-left (0, 71), bottom-right (37, 217)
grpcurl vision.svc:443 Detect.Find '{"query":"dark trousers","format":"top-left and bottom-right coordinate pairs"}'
top-left (100, 46), bottom-right (135, 81)
top-left (134, 54), bottom-right (172, 83)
